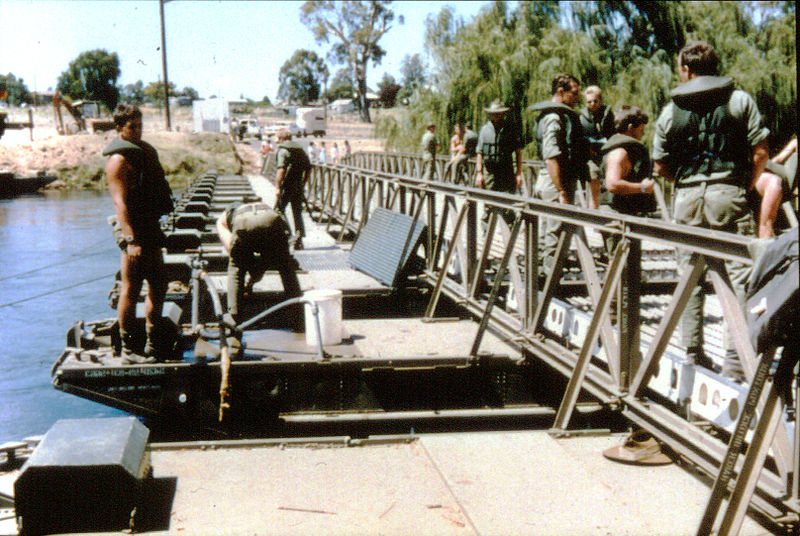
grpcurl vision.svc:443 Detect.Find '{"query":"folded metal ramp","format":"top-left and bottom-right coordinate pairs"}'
top-left (347, 207), bottom-right (426, 286)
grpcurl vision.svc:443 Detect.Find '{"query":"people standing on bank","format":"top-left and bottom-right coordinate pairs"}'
top-left (318, 141), bottom-right (328, 164)
top-left (275, 128), bottom-right (312, 250)
top-left (216, 202), bottom-right (302, 329)
top-left (601, 105), bottom-right (656, 255)
top-left (475, 100), bottom-right (524, 226)
top-left (530, 74), bottom-right (590, 272)
top-left (104, 104), bottom-right (174, 364)
top-left (332, 142), bottom-right (340, 164)
top-left (307, 140), bottom-right (317, 163)
top-left (343, 140), bottom-right (352, 160)
top-left (580, 85), bottom-right (615, 208)
top-left (421, 122), bottom-right (438, 180)
top-left (652, 40), bottom-right (769, 382)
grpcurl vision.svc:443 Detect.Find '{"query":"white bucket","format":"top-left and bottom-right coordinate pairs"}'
top-left (303, 289), bottom-right (343, 346)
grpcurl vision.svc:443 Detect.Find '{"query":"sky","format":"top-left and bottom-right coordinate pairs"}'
top-left (0, 0), bottom-right (491, 102)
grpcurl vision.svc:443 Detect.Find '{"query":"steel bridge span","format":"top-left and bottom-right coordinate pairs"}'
top-left (270, 150), bottom-right (799, 535)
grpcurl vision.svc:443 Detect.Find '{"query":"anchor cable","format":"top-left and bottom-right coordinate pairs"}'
top-left (0, 272), bottom-right (115, 309)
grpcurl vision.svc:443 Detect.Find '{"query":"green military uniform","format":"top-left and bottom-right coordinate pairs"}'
top-left (653, 75), bottom-right (768, 378)
top-left (530, 100), bottom-right (590, 271)
top-left (421, 129), bottom-right (437, 180)
top-left (580, 105), bottom-right (615, 182)
top-left (600, 133), bottom-right (656, 254)
top-left (275, 140), bottom-right (311, 241)
top-left (223, 203), bottom-right (302, 328)
top-left (477, 119), bottom-right (522, 193)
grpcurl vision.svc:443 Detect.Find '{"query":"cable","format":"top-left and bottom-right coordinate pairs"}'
top-left (0, 248), bottom-right (117, 282)
top-left (0, 273), bottom-right (115, 309)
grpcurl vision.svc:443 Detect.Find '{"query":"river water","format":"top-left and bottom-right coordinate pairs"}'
top-left (0, 190), bottom-right (126, 442)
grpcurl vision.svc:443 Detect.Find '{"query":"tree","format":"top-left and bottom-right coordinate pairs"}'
top-left (400, 53), bottom-right (426, 92)
top-left (119, 80), bottom-right (145, 105)
top-left (301, 0), bottom-right (402, 122)
top-left (324, 67), bottom-right (355, 101)
top-left (57, 49), bottom-right (121, 111)
top-left (181, 87), bottom-right (199, 100)
top-left (278, 49), bottom-right (327, 104)
top-left (377, 73), bottom-right (401, 107)
top-left (0, 74), bottom-right (31, 106)
top-left (143, 81), bottom-right (176, 106)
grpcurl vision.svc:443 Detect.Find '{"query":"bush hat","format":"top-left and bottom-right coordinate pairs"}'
top-left (484, 100), bottom-right (509, 114)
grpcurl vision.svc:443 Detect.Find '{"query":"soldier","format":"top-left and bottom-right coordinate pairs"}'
top-left (216, 202), bottom-right (302, 329)
top-left (421, 122), bottom-right (437, 180)
top-left (104, 104), bottom-right (174, 364)
top-left (530, 74), bottom-right (590, 273)
top-left (580, 86), bottom-right (615, 207)
top-left (475, 100), bottom-right (524, 226)
top-left (275, 128), bottom-right (312, 250)
top-left (601, 105), bottom-right (656, 255)
top-left (652, 41), bottom-right (769, 382)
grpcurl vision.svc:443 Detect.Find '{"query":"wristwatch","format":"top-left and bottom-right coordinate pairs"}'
top-left (125, 234), bottom-right (135, 244)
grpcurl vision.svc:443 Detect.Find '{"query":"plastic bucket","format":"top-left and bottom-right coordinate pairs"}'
top-left (303, 289), bottom-right (342, 346)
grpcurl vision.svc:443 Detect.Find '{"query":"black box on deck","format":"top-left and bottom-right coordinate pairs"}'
top-left (14, 417), bottom-right (150, 536)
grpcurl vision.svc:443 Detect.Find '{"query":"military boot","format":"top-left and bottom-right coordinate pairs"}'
top-left (142, 322), bottom-right (168, 362)
top-left (120, 329), bottom-right (156, 365)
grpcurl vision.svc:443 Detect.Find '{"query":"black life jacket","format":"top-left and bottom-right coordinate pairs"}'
top-left (530, 101), bottom-right (589, 181)
top-left (579, 105), bottom-right (614, 142)
top-left (666, 76), bottom-right (750, 186)
top-left (601, 134), bottom-right (656, 215)
top-left (278, 141), bottom-right (311, 189)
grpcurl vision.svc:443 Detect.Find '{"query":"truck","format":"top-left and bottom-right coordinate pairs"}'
top-left (295, 107), bottom-right (326, 137)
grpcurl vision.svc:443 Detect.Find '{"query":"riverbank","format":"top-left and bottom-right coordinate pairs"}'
top-left (0, 105), bottom-right (385, 191)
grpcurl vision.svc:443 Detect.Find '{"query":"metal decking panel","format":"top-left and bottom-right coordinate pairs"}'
top-left (348, 207), bottom-right (426, 286)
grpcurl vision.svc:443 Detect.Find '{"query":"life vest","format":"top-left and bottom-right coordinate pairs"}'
top-left (530, 101), bottom-right (589, 180)
top-left (579, 105), bottom-right (614, 142)
top-left (665, 76), bottom-right (750, 187)
top-left (277, 141), bottom-right (311, 189)
top-left (103, 138), bottom-right (173, 236)
top-left (228, 203), bottom-right (289, 258)
top-left (601, 134), bottom-right (656, 215)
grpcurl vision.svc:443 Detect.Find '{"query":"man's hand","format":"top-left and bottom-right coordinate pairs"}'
top-left (475, 170), bottom-right (485, 188)
top-left (515, 171), bottom-right (524, 191)
top-left (126, 242), bottom-right (142, 259)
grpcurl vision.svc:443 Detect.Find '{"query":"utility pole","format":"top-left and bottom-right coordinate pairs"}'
top-left (159, 0), bottom-right (171, 130)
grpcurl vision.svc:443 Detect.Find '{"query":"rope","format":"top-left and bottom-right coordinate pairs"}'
top-left (0, 272), bottom-right (115, 309)
top-left (0, 247), bottom-right (117, 282)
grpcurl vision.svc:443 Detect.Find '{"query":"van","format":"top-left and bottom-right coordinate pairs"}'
top-left (295, 107), bottom-right (326, 137)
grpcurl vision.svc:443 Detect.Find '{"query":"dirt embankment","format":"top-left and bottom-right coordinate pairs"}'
top-left (0, 106), bottom-right (386, 191)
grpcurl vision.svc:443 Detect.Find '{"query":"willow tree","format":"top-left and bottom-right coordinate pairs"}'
top-left (301, 0), bottom-right (401, 122)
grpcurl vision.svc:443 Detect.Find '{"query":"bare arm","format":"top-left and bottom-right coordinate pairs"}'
top-left (106, 154), bottom-right (141, 257)
top-left (515, 148), bottom-right (523, 190)
top-left (475, 152), bottom-right (485, 187)
top-left (216, 213), bottom-right (233, 252)
top-left (772, 136), bottom-right (797, 165)
top-left (605, 148), bottom-right (654, 195)
top-left (749, 139), bottom-right (769, 191)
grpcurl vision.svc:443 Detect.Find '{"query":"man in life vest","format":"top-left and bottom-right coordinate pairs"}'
top-left (530, 74), bottom-right (591, 273)
top-left (601, 104), bottom-right (656, 254)
top-left (652, 40), bottom-right (770, 383)
top-left (103, 104), bottom-right (174, 364)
